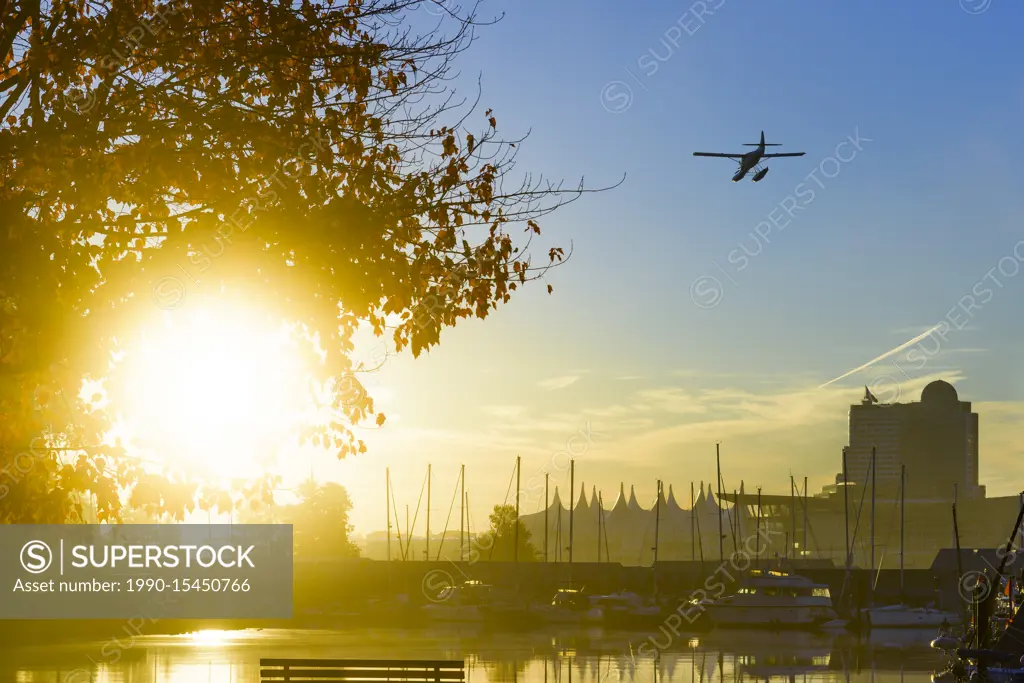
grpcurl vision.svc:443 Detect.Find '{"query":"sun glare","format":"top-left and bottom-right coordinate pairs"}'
top-left (117, 304), bottom-right (309, 480)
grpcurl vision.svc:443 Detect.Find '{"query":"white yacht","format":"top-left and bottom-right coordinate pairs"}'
top-left (703, 569), bottom-right (838, 629)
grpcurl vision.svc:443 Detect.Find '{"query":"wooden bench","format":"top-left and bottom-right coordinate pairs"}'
top-left (260, 659), bottom-right (466, 682)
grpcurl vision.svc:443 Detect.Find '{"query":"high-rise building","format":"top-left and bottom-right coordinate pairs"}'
top-left (840, 380), bottom-right (981, 501)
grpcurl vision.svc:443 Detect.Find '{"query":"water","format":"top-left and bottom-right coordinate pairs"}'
top-left (0, 627), bottom-right (948, 683)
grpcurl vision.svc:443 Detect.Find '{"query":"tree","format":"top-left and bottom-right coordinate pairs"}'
top-left (0, 0), bottom-right (614, 523)
top-left (237, 480), bottom-right (360, 559)
top-left (289, 481), bottom-right (361, 559)
top-left (482, 503), bottom-right (538, 561)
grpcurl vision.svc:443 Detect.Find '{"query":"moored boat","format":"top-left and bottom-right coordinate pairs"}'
top-left (588, 591), bottom-right (661, 629)
top-left (702, 569), bottom-right (838, 629)
top-left (862, 604), bottom-right (961, 629)
top-left (421, 580), bottom-right (492, 622)
top-left (530, 588), bottom-right (604, 624)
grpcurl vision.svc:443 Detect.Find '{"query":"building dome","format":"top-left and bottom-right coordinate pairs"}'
top-left (921, 380), bottom-right (958, 405)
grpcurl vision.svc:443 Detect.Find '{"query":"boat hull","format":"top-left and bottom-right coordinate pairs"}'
top-left (704, 604), bottom-right (838, 629)
top-left (529, 606), bottom-right (605, 625)
top-left (863, 607), bottom-right (960, 629)
top-left (421, 605), bottom-right (485, 622)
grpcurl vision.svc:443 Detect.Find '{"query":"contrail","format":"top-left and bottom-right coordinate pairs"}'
top-left (818, 324), bottom-right (943, 389)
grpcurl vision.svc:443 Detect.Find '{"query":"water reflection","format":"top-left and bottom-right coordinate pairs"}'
top-left (0, 627), bottom-right (946, 683)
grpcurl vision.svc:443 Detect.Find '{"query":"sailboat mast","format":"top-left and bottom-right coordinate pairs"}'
top-left (569, 459), bottom-right (575, 564)
top-left (803, 476), bottom-right (808, 559)
top-left (545, 473), bottom-right (549, 563)
top-left (386, 467), bottom-right (391, 562)
top-left (464, 490), bottom-right (471, 553)
top-left (736, 483), bottom-right (742, 540)
top-left (870, 445), bottom-right (876, 580)
top-left (600, 491), bottom-right (610, 562)
top-left (695, 482), bottom-right (705, 568)
top-left (953, 483), bottom-right (959, 547)
top-left (716, 443), bottom-right (724, 562)
top-left (842, 448), bottom-right (851, 572)
top-left (460, 464), bottom-right (465, 562)
top-left (515, 455), bottom-right (521, 563)
top-left (900, 463), bottom-right (905, 600)
top-left (426, 464), bottom-right (431, 561)
top-left (790, 475), bottom-right (796, 561)
top-left (755, 487), bottom-right (762, 568)
top-left (556, 489), bottom-right (562, 563)
top-left (653, 479), bottom-right (662, 565)
top-left (690, 482), bottom-right (696, 561)
top-left (597, 491), bottom-right (603, 563)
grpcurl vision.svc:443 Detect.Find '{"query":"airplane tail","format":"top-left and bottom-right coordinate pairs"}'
top-left (745, 130), bottom-right (782, 147)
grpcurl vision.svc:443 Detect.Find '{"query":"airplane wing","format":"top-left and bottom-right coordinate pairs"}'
top-left (762, 152), bottom-right (805, 158)
top-left (693, 152), bottom-right (743, 158)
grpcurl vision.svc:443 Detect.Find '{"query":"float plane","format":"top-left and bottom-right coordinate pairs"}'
top-left (693, 131), bottom-right (805, 182)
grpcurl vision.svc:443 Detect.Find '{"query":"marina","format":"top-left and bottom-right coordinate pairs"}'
top-left (0, 626), bottom-right (962, 683)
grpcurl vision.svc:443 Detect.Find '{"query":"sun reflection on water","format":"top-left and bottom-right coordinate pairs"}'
top-left (185, 629), bottom-right (232, 646)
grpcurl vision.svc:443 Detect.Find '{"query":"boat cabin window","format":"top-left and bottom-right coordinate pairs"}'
top-left (812, 588), bottom-right (831, 598)
top-left (737, 587), bottom-right (758, 594)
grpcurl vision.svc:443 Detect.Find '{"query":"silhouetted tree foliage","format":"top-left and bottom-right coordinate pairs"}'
top-left (239, 480), bottom-right (359, 558)
top-left (0, 0), bottom-right (614, 523)
top-left (483, 503), bottom-right (538, 561)
top-left (289, 481), bottom-right (360, 559)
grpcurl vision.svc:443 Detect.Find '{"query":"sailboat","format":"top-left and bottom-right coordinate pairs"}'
top-left (861, 465), bottom-right (960, 629)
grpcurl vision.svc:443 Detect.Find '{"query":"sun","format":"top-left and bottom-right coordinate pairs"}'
top-left (114, 302), bottom-right (310, 480)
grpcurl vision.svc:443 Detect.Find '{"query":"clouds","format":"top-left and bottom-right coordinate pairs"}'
top-left (537, 374), bottom-right (581, 390)
top-left (630, 387), bottom-right (709, 414)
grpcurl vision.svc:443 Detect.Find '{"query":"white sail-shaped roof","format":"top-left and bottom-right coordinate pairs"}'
top-left (666, 484), bottom-right (682, 513)
top-left (655, 483), bottom-right (668, 511)
top-left (574, 483), bottom-right (590, 514)
top-left (610, 482), bottom-right (628, 514)
top-left (627, 484), bottom-right (644, 512)
top-left (549, 486), bottom-right (564, 512)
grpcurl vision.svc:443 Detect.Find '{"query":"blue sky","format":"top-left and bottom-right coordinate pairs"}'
top-left (300, 0), bottom-right (1024, 533)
